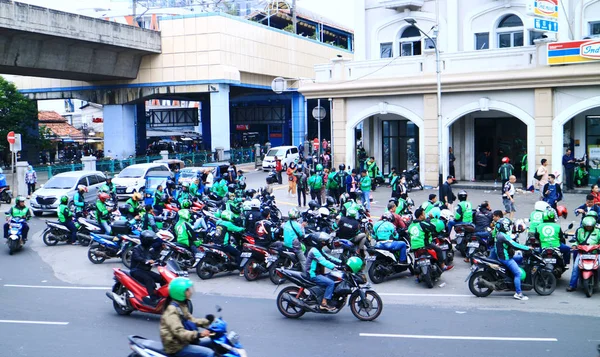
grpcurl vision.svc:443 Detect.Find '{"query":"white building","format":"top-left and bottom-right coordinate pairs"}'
top-left (300, 0), bottom-right (600, 188)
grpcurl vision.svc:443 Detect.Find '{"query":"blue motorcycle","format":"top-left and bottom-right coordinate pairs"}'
top-left (6, 217), bottom-right (25, 255)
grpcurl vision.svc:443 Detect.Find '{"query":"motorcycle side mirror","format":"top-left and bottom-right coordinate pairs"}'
top-left (568, 223), bottom-right (574, 229)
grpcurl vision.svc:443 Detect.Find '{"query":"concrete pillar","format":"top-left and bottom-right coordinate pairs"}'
top-left (536, 88), bottom-right (554, 184)
top-left (423, 94), bottom-right (439, 186)
top-left (353, 0), bottom-right (366, 60)
top-left (81, 156), bottom-right (97, 171)
top-left (464, 115), bottom-right (475, 181)
top-left (331, 98), bottom-right (347, 169)
top-left (103, 104), bottom-right (136, 159)
top-left (16, 161), bottom-right (29, 198)
top-left (291, 92), bottom-right (306, 146)
top-left (201, 100), bottom-right (211, 150)
top-left (135, 103), bottom-right (147, 156)
top-left (160, 150), bottom-right (169, 161)
top-left (210, 84), bottom-right (231, 152)
top-left (215, 147), bottom-right (225, 161)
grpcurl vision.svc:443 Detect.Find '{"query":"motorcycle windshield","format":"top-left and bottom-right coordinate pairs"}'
top-left (166, 259), bottom-right (186, 275)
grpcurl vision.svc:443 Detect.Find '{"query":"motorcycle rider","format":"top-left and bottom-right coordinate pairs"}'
top-left (448, 190), bottom-right (473, 233)
top-left (100, 175), bottom-right (117, 202)
top-left (473, 201), bottom-right (493, 260)
top-left (421, 194), bottom-right (443, 214)
top-left (336, 208), bottom-right (367, 260)
top-left (189, 178), bottom-right (200, 198)
top-left (409, 208), bottom-right (453, 271)
top-left (125, 192), bottom-right (144, 220)
top-left (535, 209), bottom-right (571, 266)
top-left (488, 210), bottom-right (504, 260)
top-left (494, 217), bottom-right (531, 301)
top-left (73, 185), bottom-right (87, 218)
top-left (211, 177), bottom-right (229, 199)
top-left (529, 201), bottom-right (551, 234)
top-left (305, 232), bottom-right (343, 311)
top-left (4, 196), bottom-right (32, 241)
top-left (574, 194), bottom-right (600, 224)
top-left (129, 230), bottom-right (165, 307)
top-left (57, 195), bottom-right (78, 244)
top-left (178, 182), bottom-right (192, 207)
top-left (160, 277), bottom-right (214, 357)
top-left (96, 193), bottom-right (112, 234)
top-left (283, 208), bottom-right (307, 270)
top-left (394, 193), bottom-right (413, 216)
top-left (142, 204), bottom-right (159, 233)
top-left (566, 216), bottom-right (600, 292)
top-left (153, 184), bottom-right (167, 215)
top-left (214, 210), bottom-right (245, 269)
top-left (243, 199), bottom-right (262, 233)
top-left (387, 201), bottom-right (406, 230)
top-left (327, 167), bottom-right (341, 205)
top-left (175, 209), bottom-right (200, 257)
top-left (255, 207), bottom-right (276, 243)
top-left (373, 212), bottom-right (408, 264)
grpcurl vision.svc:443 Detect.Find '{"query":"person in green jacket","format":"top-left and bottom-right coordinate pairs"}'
top-left (73, 185), bottom-right (87, 218)
top-left (409, 208), bottom-right (452, 271)
top-left (178, 182), bottom-right (192, 207)
top-left (567, 216), bottom-right (600, 291)
top-left (57, 195), bottom-right (78, 244)
top-left (421, 194), bottom-right (442, 215)
top-left (448, 190), bottom-right (473, 234)
top-left (307, 170), bottom-right (323, 206)
top-left (174, 209), bottom-right (200, 257)
top-left (96, 193), bottom-right (111, 234)
top-left (326, 167), bottom-right (341, 205)
top-left (125, 192), bottom-right (143, 220)
top-left (520, 153), bottom-right (528, 190)
top-left (212, 178), bottom-right (228, 199)
top-left (4, 196), bottom-right (32, 241)
top-left (359, 170), bottom-right (372, 211)
top-left (365, 157), bottom-right (378, 191)
top-left (394, 193), bottom-right (413, 216)
top-left (214, 210), bottom-right (245, 269)
top-left (535, 209), bottom-right (571, 265)
top-left (153, 184), bottom-right (166, 214)
top-left (189, 178), bottom-right (200, 198)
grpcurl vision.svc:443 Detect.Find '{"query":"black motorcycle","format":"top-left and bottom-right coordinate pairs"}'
top-left (453, 223), bottom-right (475, 257)
top-left (42, 220), bottom-right (77, 246)
top-left (268, 246), bottom-right (303, 285)
top-left (413, 247), bottom-right (443, 288)
top-left (195, 243), bottom-right (240, 279)
top-left (275, 267), bottom-right (383, 321)
top-left (465, 232), bottom-right (490, 261)
top-left (366, 237), bottom-right (413, 284)
top-left (467, 251), bottom-right (556, 297)
top-left (525, 236), bottom-right (567, 279)
top-left (403, 163), bottom-right (423, 191)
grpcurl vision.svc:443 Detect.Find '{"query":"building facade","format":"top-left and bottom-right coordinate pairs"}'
top-left (300, 0), bottom-right (600, 187)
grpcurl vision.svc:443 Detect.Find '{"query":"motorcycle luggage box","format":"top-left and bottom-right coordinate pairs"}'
top-left (111, 221), bottom-right (131, 235)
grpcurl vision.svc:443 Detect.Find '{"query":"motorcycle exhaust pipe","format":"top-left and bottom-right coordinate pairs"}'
top-left (480, 278), bottom-right (496, 290)
top-left (281, 293), bottom-right (313, 312)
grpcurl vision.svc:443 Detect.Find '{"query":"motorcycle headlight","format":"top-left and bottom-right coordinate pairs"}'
top-left (227, 331), bottom-right (240, 345)
top-left (126, 187), bottom-right (134, 193)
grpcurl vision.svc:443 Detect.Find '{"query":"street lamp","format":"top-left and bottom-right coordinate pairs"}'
top-left (81, 123), bottom-right (90, 156)
top-left (404, 17), bottom-right (443, 201)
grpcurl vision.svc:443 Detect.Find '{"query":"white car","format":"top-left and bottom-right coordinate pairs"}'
top-left (30, 171), bottom-right (106, 216)
top-left (262, 146), bottom-right (299, 171)
top-left (113, 163), bottom-right (170, 199)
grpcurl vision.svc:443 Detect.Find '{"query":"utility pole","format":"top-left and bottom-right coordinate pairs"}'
top-left (132, 0), bottom-right (136, 19)
top-left (291, 0), bottom-right (297, 34)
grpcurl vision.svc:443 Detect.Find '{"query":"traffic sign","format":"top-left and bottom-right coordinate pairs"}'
top-left (7, 131), bottom-right (14, 144)
top-left (529, 17), bottom-right (558, 32)
top-left (312, 138), bottom-right (320, 150)
top-left (10, 133), bottom-right (21, 153)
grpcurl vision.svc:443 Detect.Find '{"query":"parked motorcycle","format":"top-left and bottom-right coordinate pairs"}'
top-left (467, 250), bottom-right (556, 297)
top-left (366, 237), bottom-right (413, 284)
top-left (433, 235), bottom-right (454, 266)
top-left (240, 239), bottom-right (279, 282)
top-left (465, 232), bottom-right (490, 261)
top-left (275, 265), bottom-right (383, 321)
top-left (453, 223), bottom-right (475, 257)
top-left (76, 217), bottom-right (103, 245)
top-left (42, 220), bottom-right (76, 246)
top-left (87, 233), bottom-right (130, 264)
top-left (0, 185), bottom-right (13, 204)
top-left (268, 247), bottom-right (303, 285)
top-left (161, 239), bottom-right (200, 272)
top-left (196, 244), bottom-right (240, 280)
top-left (574, 244), bottom-right (600, 297)
top-left (413, 247), bottom-right (443, 288)
top-left (403, 163), bottom-right (423, 191)
top-left (6, 217), bottom-right (26, 255)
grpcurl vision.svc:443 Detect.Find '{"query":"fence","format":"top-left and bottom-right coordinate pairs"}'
top-left (34, 163), bottom-right (84, 179)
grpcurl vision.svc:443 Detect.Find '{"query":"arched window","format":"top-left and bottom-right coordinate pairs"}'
top-left (399, 26), bottom-right (422, 56)
top-left (496, 14), bottom-right (524, 48)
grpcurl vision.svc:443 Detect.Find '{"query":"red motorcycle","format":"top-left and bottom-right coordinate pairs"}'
top-left (106, 256), bottom-right (191, 316)
top-left (576, 244), bottom-right (600, 297)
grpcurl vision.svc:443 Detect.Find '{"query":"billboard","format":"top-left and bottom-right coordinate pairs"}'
top-left (547, 39), bottom-right (600, 65)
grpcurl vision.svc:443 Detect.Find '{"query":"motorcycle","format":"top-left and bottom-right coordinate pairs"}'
top-left (161, 239), bottom-right (200, 272)
top-left (76, 217), bottom-right (104, 245)
top-left (467, 251), bottom-right (557, 297)
top-left (453, 223), bottom-right (475, 257)
top-left (413, 247), bottom-right (443, 288)
top-left (275, 266), bottom-right (383, 321)
top-left (0, 185), bottom-right (13, 204)
top-left (268, 246), bottom-right (303, 285)
top-left (240, 238), bottom-right (279, 282)
top-left (196, 244), bottom-right (240, 280)
top-left (433, 235), bottom-right (454, 266)
top-left (127, 306), bottom-right (247, 357)
top-left (6, 217), bottom-right (26, 255)
top-left (403, 163), bottom-right (423, 191)
top-left (106, 256), bottom-right (191, 316)
top-left (574, 244), bottom-right (600, 297)
top-left (366, 237), bottom-right (413, 284)
top-left (525, 236), bottom-right (567, 279)
top-left (42, 220), bottom-right (76, 246)
top-left (87, 233), bottom-right (132, 264)
top-left (465, 231), bottom-right (490, 261)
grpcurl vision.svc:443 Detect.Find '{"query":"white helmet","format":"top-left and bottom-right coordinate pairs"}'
top-left (440, 209), bottom-right (453, 222)
top-left (250, 199), bottom-right (261, 209)
top-left (242, 201), bottom-right (252, 211)
top-left (318, 207), bottom-right (330, 218)
top-left (534, 201), bottom-right (550, 212)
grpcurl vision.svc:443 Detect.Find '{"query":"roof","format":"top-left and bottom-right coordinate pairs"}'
top-left (52, 171), bottom-right (104, 178)
top-left (124, 163), bottom-right (170, 168)
top-left (38, 111), bottom-right (84, 140)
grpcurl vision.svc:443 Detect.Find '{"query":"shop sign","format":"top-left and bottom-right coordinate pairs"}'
top-left (548, 40), bottom-right (600, 65)
top-left (236, 125), bottom-right (249, 131)
top-left (581, 41), bottom-right (600, 59)
top-left (527, 0), bottom-right (559, 19)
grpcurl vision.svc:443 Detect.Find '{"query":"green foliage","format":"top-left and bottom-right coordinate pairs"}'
top-left (0, 76), bottom-right (38, 154)
top-left (38, 125), bottom-right (55, 152)
top-left (283, 24), bottom-right (295, 33)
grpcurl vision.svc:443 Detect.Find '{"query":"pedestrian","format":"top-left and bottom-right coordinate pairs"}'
top-left (448, 147), bottom-right (456, 178)
top-left (591, 184), bottom-right (600, 205)
top-left (327, 167), bottom-right (341, 204)
top-left (562, 148), bottom-right (576, 191)
top-left (542, 174), bottom-right (563, 209)
top-left (535, 159), bottom-right (549, 191)
top-left (498, 157), bottom-right (514, 188)
top-left (365, 157), bottom-right (378, 191)
top-left (441, 175), bottom-right (456, 210)
top-left (275, 156), bottom-right (283, 184)
top-left (359, 169), bottom-right (372, 211)
top-left (321, 150), bottom-right (331, 170)
top-left (390, 170), bottom-right (400, 198)
top-left (357, 147), bottom-right (367, 174)
top-left (346, 169), bottom-right (358, 200)
top-left (307, 170), bottom-right (323, 206)
top-left (322, 138), bottom-right (328, 152)
top-left (227, 162), bottom-right (237, 184)
top-left (321, 168), bottom-right (329, 204)
top-left (25, 165), bottom-right (37, 198)
top-left (295, 166), bottom-right (307, 207)
top-left (502, 175), bottom-right (517, 220)
top-left (287, 165), bottom-right (296, 197)
top-left (520, 153), bottom-right (528, 189)
top-left (476, 151), bottom-right (490, 181)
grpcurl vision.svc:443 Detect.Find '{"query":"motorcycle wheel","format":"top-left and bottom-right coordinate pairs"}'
top-left (349, 290), bottom-right (383, 322)
top-left (42, 230), bottom-right (59, 246)
top-left (422, 271), bottom-right (434, 289)
top-left (276, 286), bottom-right (306, 319)
top-left (533, 271), bottom-right (557, 296)
top-left (269, 258), bottom-right (291, 285)
top-left (367, 260), bottom-right (386, 284)
top-left (78, 234), bottom-right (91, 246)
top-left (8, 239), bottom-right (18, 255)
top-left (3, 192), bottom-right (11, 204)
top-left (583, 276), bottom-right (594, 298)
top-left (243, 258), bottom-right (262, 281)
top-left (88, 243), bottom-right (106, 264)
top-left (468, 271), bottom-right (494, 297)
top-left (196, 256), bottom-right (216, 280)
top-left (272, 207), bottom-right (282, 220)
top-left (112, 282), bottom-right (134, 315)
top-left (121, 246), bottom-right (134, 269)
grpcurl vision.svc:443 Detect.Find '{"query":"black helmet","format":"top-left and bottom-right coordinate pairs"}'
top-left (495, 218), bottom-right (512, 233)
top-left (382, 212), bottom-right (394, 222)
top-left (339, 164), bottom-right (346, 171)
top-left (457, 190), bottom-right (468, 201)
top-left (140, 230), bottom-right (156, 248)
top-left (261, 207), bottom-right (271, 218)
top-left (228, 184), bottom-right (237, 193)
top-left (325, 196), bottom-right (335, 208)
top-left (308, 200), bottom-right (319, 211)
top-left (309, 232), bottom-right (332, 249)
top-left (119, 204), bottom-right (132, 216)
top-left (245, 188), bottom-right (257, 197)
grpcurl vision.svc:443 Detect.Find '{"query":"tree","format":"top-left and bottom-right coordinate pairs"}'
top-left (0, 76), bottom-right (39, 165)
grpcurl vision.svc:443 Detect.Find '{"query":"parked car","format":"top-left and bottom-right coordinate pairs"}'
top-left (30, 171), bottom-right (106, 216)
top-left (178, 167), bottom-right (204, 185)
top-left (153, 159), bottom-right (185, 172)
top-left (262, 146), bottom-right (299, 171)
top-left (113, 163), bottom-right (170, 199)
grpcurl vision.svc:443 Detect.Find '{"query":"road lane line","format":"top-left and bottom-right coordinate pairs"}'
top-left (0, 320), bottom-right (69, 326)
top-left (4, 284), bottom-right (110, 290)
top-left (379, 293), bottom-right (472, 298)
top-left (359, 333), bottom-right (557, 342)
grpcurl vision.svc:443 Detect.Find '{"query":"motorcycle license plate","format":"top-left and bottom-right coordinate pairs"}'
top-left (366, 256), bottom-right (376, 262)
top-left (467, 242), bottom-right (480, 248)
top-left (580, 254), bottom-right (597, 260)
top-left (331, 249), bottom-right (343, 254)
top-left (439, 244), bottom-right (449, 250)
top-left (417, 260), bottom-right (430, 266)
top-left (160, 250), bottom-right (169, 257)
top-left (544, 258), bottom-right (556, 264)
top-left (240, 252), bottom-right (252, 258)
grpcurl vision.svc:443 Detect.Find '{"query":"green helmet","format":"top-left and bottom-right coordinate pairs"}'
top-left (346, 256), bottom-right (363, 273)
top-left (582, 216), bottom-right (596, 229)
top-left (433, 219), bottom-right (445, 233)
top-left (15, 196), bottom-right (26, 204)
top-left (98, 184), bottom-right (109, 193)
top-left (60, 195), bottom-right (69, 204)
top-left (346, 208), bottom-right (358, 219)
top-left (316, 164), bottom-right (323, 172)
top-left (542, 209), bottom-right (556, 222)
top-left (214, 210), bottom-right (222, 219)
top-left (169, 277), bottom-right (193, 301)
top-left (182, 182), bottom-right (190, 189)
top-left (178, 209), bottom-right (191, 221)
top-left (288, 208), bottom-right (300, 220)
top-left (221, 210), bottom-right (233, 222)
top-left (181, 200), bottom-right (192, 209)
top-left (585, 211), bottom-right (598, 218)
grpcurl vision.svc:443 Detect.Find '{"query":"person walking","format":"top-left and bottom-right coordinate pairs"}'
top-left (535, 159), bottom-right (549, 191)
top-left (448, 147), bottom-right (456, 178)
top-left (502, 175), bottom-right (517, 220)
top-left (25, 165), bottom-right (37, 198)
top-left (562, 149), bottom-right (576, 191)
top-left (359, 170), bottom-right (372, 211)
top-left (275, 156), bottom-right (283, 185)
top-left (295, 166), bottom-right (307, 207)
top-left (476, 151), bottom-right (490, 181)
top-left (346, 169), bottom-right (358, 200)
top-left (542, 174), bottom-right (563, 209)
top-left (520, 153), bottom-right (528, 189)
top-left (365, 157), bottom-right (378, 191)
top-left (287, 165), bottom-right (296, 197)
top-left (498, 157), bottom-right (514, 188)
top-left (440, 175), bottom-right (456, 210)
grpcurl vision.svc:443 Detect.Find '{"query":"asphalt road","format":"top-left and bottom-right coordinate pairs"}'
top-left (1, 169), bottom-right (599, 357)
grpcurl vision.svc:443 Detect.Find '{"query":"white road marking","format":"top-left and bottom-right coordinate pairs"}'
top-left (379, 293), bottom-right (472, 298)
top-left (0, 319), bottom-right (69, 326)
top-left (4, 284), bottom-right (110, 290)
top-left (359, 333), bottom-right (557, 342)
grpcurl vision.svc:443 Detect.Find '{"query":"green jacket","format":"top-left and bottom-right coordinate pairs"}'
top-left (177, 191), bottom-right (191, 206)
top-left (366, 161), bottom-right (377, 178)
top-left (455, 201), bottom-right (473, 223)
top-left (498, 163), bottom-right (514, 181)
top-left (421, 201), bottom-right (442, 215)
top-left (125, 198), bottom-right (140, 215)
top-left (536, 222), bottom-right (562, 248)
top-left (175, 220), bottom-right (194, 246)
top-left (215, 219), bottom-right (245, 246)
top-left (57, 203), bottom-right (73, 223)
top-left (390, 176), bottom-right (399, 191)
top-left (327, 172), bottom-right (340, 189)
top-left (213, 180), bottom-right (228, 198)
top-left (409, 221), bottom-right (433, 250)
top-left (7, 206), bottom-right (31, 220)
top-left (307, 174), bottom-right (323, 190)
top-left (521, 154), bottom-right (528, 172)
top-left (96, 200), bottom-right (109, 223)
top-left (359, 176), bottom-right (372, 191)
top-left (395, 198), bottom-right (410, 215)
top-left (189, 183), bottom-right (199, 197)
top-left (373, 220), bottom-right (397, 241)
top-left (153, 190), bottom-right (166, 207)
top-left (529, 210), bottom-right (544, 232)
top-left (575, 227), bottom-right (600, 245)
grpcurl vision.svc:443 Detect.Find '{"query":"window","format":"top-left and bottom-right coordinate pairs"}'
top-left (86, 175), bottom-right (100, 185)
top-left (591, 21), bottom-right (600, 36)
top-left (529, 31), bottom-right (544, 45)
top-left (399, 26), bottom-right (422, 56)
top-left (77, 178), bottom-right (88, 187)
top-left (290, 147), bottom-right (298, 154)
top-left (380, 42), bottom-right (393, 58)
top-left (475, 32), bottom-right (489, 50)
top-left (496, 14), bottom-right (524, 48)
top-left (96, 175), bottom-right (106, 184)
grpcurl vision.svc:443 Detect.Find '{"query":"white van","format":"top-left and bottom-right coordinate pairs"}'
top-left (113, 163), bottom-right (170, 199)
top-left (262, 146), bottom-right (299, 171)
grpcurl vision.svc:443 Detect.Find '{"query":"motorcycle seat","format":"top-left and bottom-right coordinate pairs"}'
top-left (47, 221), bottom-right (67, 227)
top-left (94, 234), bottom-right (116, 241)
top-left (284, 270), bottom-right (315, 287)
top-left (139, 339), bottom-right (166, 354)
top-left (477, 256), bottom-right (502, 265)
